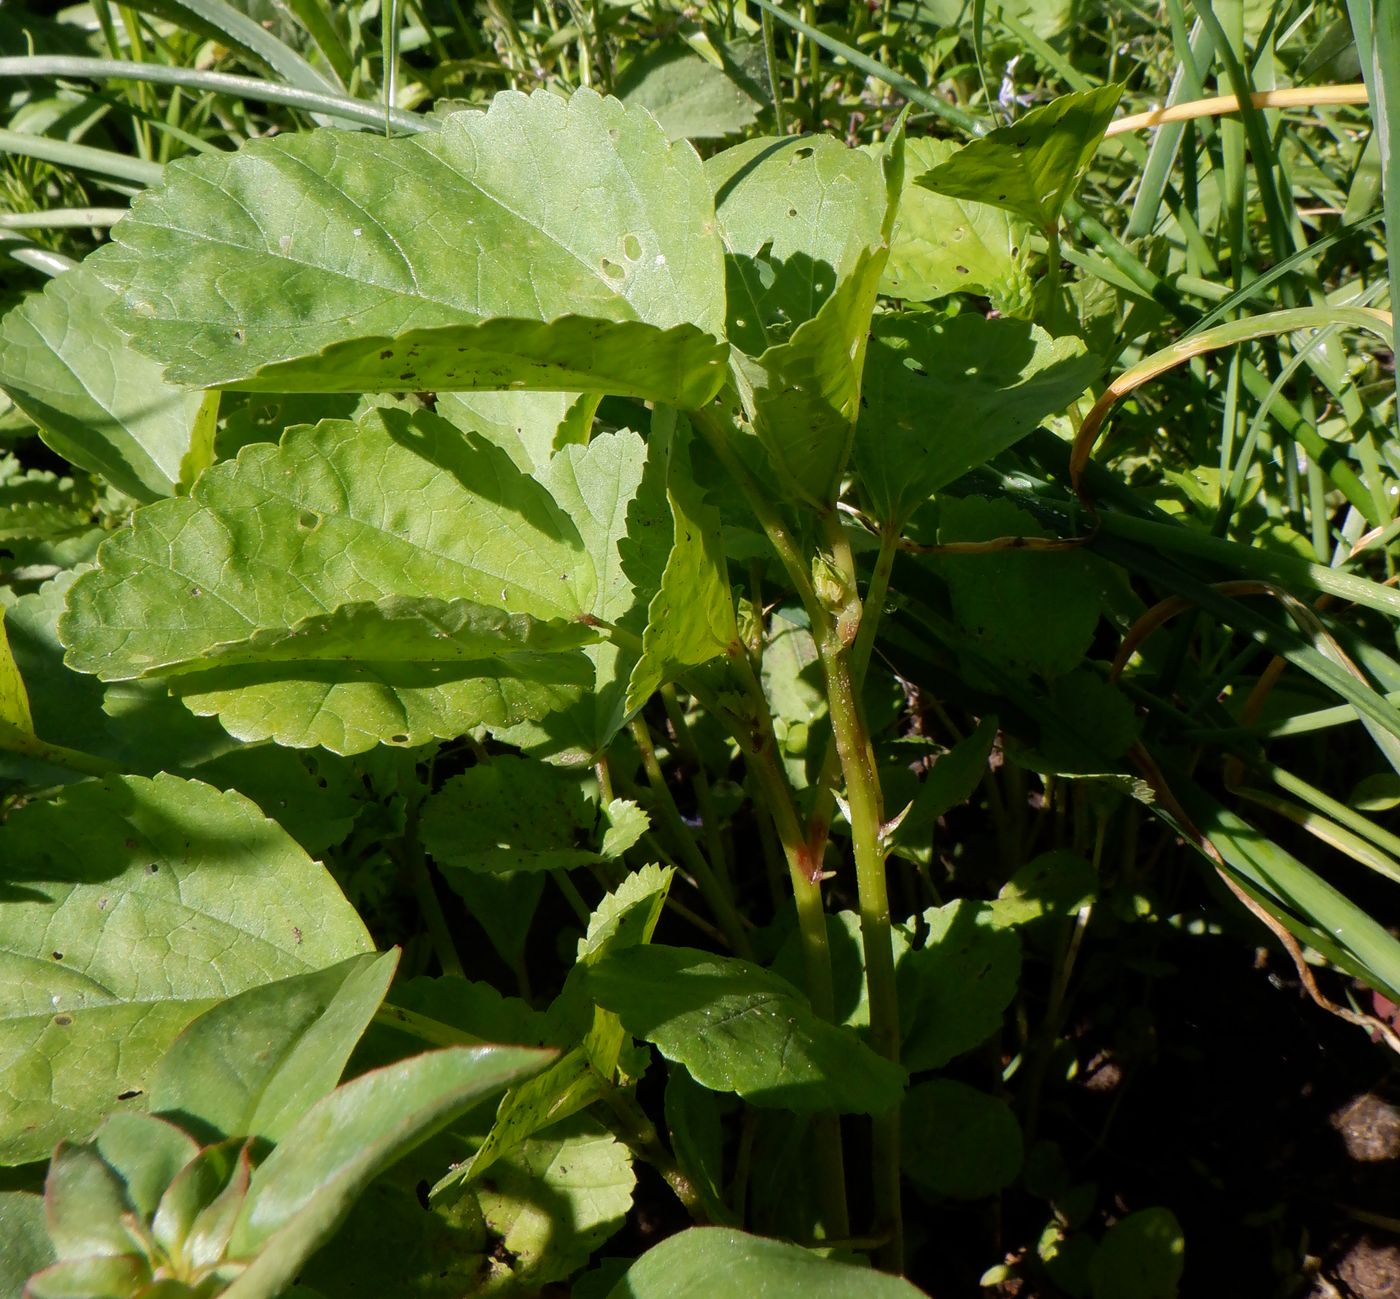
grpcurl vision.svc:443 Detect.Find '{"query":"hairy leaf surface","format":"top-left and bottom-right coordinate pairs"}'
top-left (96, 89), bottom-right (727, 397)
top-left (59, 408), bottom-right (608, 753)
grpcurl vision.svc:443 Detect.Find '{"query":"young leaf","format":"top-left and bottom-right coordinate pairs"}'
top-left (899, 901), bottom-right (1021, 1072)
top-left (0, 1192), bottom-right (54, 1296)
top-left (59, 408), bottom-right (601, 754)
top-left (95, 89), bottom-right (727, 396)
top-left (584, 946), bottom-right (906, 1113)
top-left (0, 263), bottom-right (204, 502)
top-left (607, 1227), bottom-right (929, 1298)
top-left (148, 950), bottom-right (399, 1144)
top-left (225, 1045), bottom-right (551, 1299)
top-left (881, 136), bottom-right (1035, 312)
top-left (626, 412), bottom-right (739, 712)
top-left (43, 1141), bottom-right (140, 1260)
top-left (916, 85), bottom-right (1124, 233)
top-left (0, 773), bottom-right (371, 1163)
top-left (855, 313), bottom-right (1099, 525)
top-left (88, 1117), bottom-right (199, 1237)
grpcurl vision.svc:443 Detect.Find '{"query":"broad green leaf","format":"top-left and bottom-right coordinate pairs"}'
top-left (0, 264), bottom-right (203, 502)
top-left (607, 1227), bottom-right (929, 1298)
top-left (0, 1192), bottom-right (54, 1296)
top-left (477, 1117), bottom-right (635, 1286)
top-left (213, 317), bottom-right (727, 409)
top-left (902, 1079), bottom-right (1023, 1200)
top-left (990, 851), bottom-right (1098, 927)
top-left (421, 756), bottom-right (597, 873)
top-left (916, 85), bottom-right (1124, 232)
top-left (0, 465), bottom-right (98, 545)
top-left (735, 245), bottom-right (888, 508)
top-left (706, 135), bottom-right (885, 352)
top-left (59, 408), bottom-right (600, 754)
top-left (1089, 1207), bottom-right (1185, 1299)
top-left (149, 951), bottom-right (398, 1144)
top-left (1, 571), bottom-right (239, 788)
top-left (899, 901), bottom-right (1021, 1072)
top-left (881, 136), bottom-right (1034, 312)
top-left (585, 946), bottom-right (906, 1113)
top-left (441, 871), bottom-right (545, 974)
top-left (225, 1045), bottom-right (551, 1299)
top-left (435, 390), bottom-right (588, 474)
top-left (626, 413), bottom-right (739, 712)
top-left (0, 773), bottom-right (371, 1163)
top-left (96, 89), bottom-right (727, 396)
top-left (855, 314), bottom-right (1099, 525)
top-left (938, 497), bottom-right (1107, 681)
top-left (616, 41), bottom-right (761, 142)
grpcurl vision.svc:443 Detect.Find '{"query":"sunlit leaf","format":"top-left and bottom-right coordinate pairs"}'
top-left (585, 946), bottom-right (905, 1113)
top-left (0, 773), bottom-right (371, 1163)
top-left (916, 85), bottom-right (1123, 231)
top-left (96, 89), bottom-right (727, 396)
top-left (0, 264), bottom-right (203, 502)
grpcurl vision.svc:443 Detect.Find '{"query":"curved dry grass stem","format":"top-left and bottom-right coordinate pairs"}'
top-left (1070, 306), bottom-right (1395, 508)
top-left (1104, 84), bottom-right (1369, 137)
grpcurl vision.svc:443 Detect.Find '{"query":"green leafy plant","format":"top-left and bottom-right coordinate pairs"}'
top-left (3, 3), bottom-right (1400, 1295)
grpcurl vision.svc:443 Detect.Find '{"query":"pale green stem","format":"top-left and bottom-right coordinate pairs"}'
top-left (816, 510), bottom-right (902, 1269)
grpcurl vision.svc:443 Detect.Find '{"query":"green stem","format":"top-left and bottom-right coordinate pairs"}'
top-left (600, 1087), bottom-right (710, 1220)
top-left (760, 4), bottom-right (787, 135)
top-left (0, 732), bottom-right (120, 777)
top-left (630, 716), bottom-right (752, 958)
top-left (815, 513), bottom-right (901, 1267)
